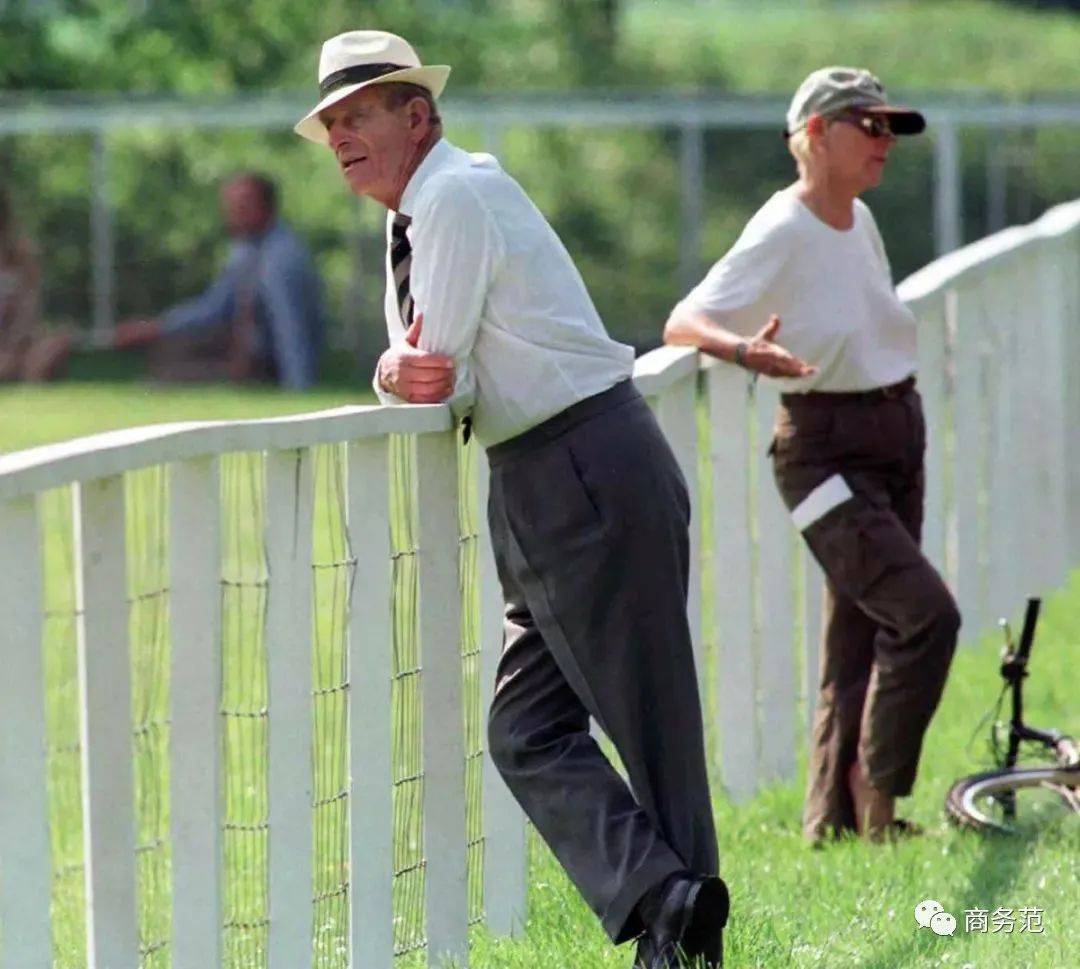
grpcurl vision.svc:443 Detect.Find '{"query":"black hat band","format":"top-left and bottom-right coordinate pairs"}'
top-left (319, 63), bottom-right (409, 98)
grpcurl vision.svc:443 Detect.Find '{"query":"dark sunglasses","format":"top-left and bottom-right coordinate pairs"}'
top-left (831, 111), bottom-right (895, 139)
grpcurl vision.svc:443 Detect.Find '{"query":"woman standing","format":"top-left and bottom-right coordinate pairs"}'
top-left (665, 67), bottom-right (960, 843)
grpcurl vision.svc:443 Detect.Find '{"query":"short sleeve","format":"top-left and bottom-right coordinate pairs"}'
top-left (676, 203), bottom-right (793, 337)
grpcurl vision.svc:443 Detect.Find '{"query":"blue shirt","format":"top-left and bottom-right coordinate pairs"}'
top-left (162, 221), bottom-right (324, 390)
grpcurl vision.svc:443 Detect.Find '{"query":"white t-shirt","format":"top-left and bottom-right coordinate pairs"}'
top-left (674, 186), bottom-right (918, 393)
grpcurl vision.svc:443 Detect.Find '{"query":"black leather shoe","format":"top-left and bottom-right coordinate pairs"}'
top-left (634, 874), bottom-right (729, 968)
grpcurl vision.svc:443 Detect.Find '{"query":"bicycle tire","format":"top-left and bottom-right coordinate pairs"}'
top-left (946, 764), bottom-right (1080, 834)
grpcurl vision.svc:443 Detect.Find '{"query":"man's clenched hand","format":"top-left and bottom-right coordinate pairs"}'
top-left (377, 313), bottom-right (456, 403)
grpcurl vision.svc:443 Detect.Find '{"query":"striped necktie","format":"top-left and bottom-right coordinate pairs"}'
top-left (390, 210), bottom-right (472, 442)
top-left (390, 212), bottom-right (414, 327)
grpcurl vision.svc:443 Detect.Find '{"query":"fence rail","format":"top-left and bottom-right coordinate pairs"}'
top-left (1, 198), bottom-right (1078, 967)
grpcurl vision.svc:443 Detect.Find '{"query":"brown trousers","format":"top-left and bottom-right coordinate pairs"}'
top-left (770, 382), bottom-right (960, 841)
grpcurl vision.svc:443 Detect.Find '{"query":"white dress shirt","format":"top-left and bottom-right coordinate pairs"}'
top-left (674, 186), bottom-right (918, 393)
top-left (374, 138), bottom-right (634, 446)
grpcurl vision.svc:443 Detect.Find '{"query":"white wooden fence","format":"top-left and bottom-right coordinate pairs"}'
top-left (1, 199), bottom-right (1078, 967)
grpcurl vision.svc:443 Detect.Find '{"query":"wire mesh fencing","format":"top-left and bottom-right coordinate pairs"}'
top-left (30, 427), bottom-right (495, 968)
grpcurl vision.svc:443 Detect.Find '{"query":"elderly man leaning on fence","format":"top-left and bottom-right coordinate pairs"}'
top-left (665, 68), bottom-right (960, 845)
top-left (113, 173), bottom-right (324, 390)
top-left (296, 30), bottom-right (729, 968)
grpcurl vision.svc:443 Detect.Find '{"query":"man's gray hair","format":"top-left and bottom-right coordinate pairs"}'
top-left (377, 82), bottom-right (442, 128)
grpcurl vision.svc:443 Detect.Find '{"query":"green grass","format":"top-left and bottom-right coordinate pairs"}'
top-left (3, 383), bottom-right (1078, 967)
top-left (3, 381), bottom-right (481, 965)
top-left (0, 344), bottom-right (379, 456)
top-left (464, 573), bottom-right (1080, 968)
top-left (0, 380), bottom-right (370, 455)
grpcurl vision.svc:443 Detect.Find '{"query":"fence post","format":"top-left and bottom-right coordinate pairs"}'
top-left (75, 475), bottom-right (139, 967)
top-left (753, 382), bottom-right (797, 783)
top-left (483, 120), bottom-right (504, 157)
top-left (984, 139), bottom-right (1009, 234)
top-left (416, 431), bottom-right (469, 967)
top-left (679, 121), bottom-right (705, 295)
top-left (1036, 240), bottom-right (1069, 592)
top-left (951, 286), bottom-right (986, 635)
top-left (169, 457), bottom-right (224, 969)
top-left (703, 361), bottom-right (757, 801)
top-left (1011, 257), bottom-right (1040, 601)
top-left (655, 372), bottom-right (705, 685)
top-left (475, 447), bottom-right (528, 939)
top-left (0, 495), bottom-right (52, 966)
top-left (1064, 234), bottom-right (1080, 570)
top-left (91, 130), bottom-right (115, 342)
top-left (265, 448), bottom-right (315, 968)
top-left (933, 120), bottom-right (962, 257)
top-left (346, 438), bottom-right (395, 968)
top-left (984, 271), bottom-right (1018, 626)
top-left (916, 296), bottom-right (948, 577)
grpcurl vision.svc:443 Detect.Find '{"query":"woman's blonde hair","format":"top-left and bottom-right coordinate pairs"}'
top-left (786, 127), bottom-right (814, 172)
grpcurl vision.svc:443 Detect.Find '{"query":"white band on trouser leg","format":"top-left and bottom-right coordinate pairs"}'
top-left (791, 473), bottom-right (854, 531)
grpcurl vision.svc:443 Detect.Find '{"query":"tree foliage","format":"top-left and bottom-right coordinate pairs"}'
top-left (1, 1), bottom-right (1078, 369)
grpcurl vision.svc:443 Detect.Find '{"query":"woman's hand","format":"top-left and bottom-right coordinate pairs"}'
top-left (664, 308), bottom-right (816, 378)
top-left (742, 315), bottom-right (817, 378)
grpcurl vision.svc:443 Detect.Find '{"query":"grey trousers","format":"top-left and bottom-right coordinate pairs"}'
top-left (485, 380), bottom-right (718, 943)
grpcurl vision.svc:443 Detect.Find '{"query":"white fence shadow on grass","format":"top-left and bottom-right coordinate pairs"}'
top-left (1, 199), bottom-right (1078, 967)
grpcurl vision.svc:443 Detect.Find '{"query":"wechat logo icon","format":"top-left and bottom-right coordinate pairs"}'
top-left (915, 899), bottom-right (956, 937)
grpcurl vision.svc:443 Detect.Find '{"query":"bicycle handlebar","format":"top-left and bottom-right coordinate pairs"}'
top-left (1016, 597), bottom-right (1042, 662)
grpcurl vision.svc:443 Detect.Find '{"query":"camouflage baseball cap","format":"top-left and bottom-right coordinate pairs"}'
top-left (785, 66), bottom-right (925, 137)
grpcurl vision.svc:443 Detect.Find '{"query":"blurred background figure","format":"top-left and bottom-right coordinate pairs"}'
top-left (113, 173), bottom-right (324, 389)
top-left (0, 190), bottom-right (71, 381)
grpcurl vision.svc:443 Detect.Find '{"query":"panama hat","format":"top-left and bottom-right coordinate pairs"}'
top-left (785, 67), bottom-right (925, 138)
top-left (294, 31), bottom-right (450, 145)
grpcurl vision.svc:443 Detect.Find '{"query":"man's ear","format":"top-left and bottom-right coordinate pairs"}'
top-left (408, 97), bottom-right (432, 139)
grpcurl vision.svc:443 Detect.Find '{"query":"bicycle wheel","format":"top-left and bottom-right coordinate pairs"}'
top-left (946, 764), bottom-right (1080, 834)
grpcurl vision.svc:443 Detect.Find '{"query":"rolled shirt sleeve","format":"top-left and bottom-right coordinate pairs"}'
top-left (369, 139), bottom-right (634, 445)
top-left (374, 174), bottom-right (506, 416)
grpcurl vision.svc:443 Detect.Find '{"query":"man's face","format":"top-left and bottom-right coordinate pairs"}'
top-left (321, 87), bottom-right (417, 200)
top-left (221, 180), bottom-right (270, 238)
